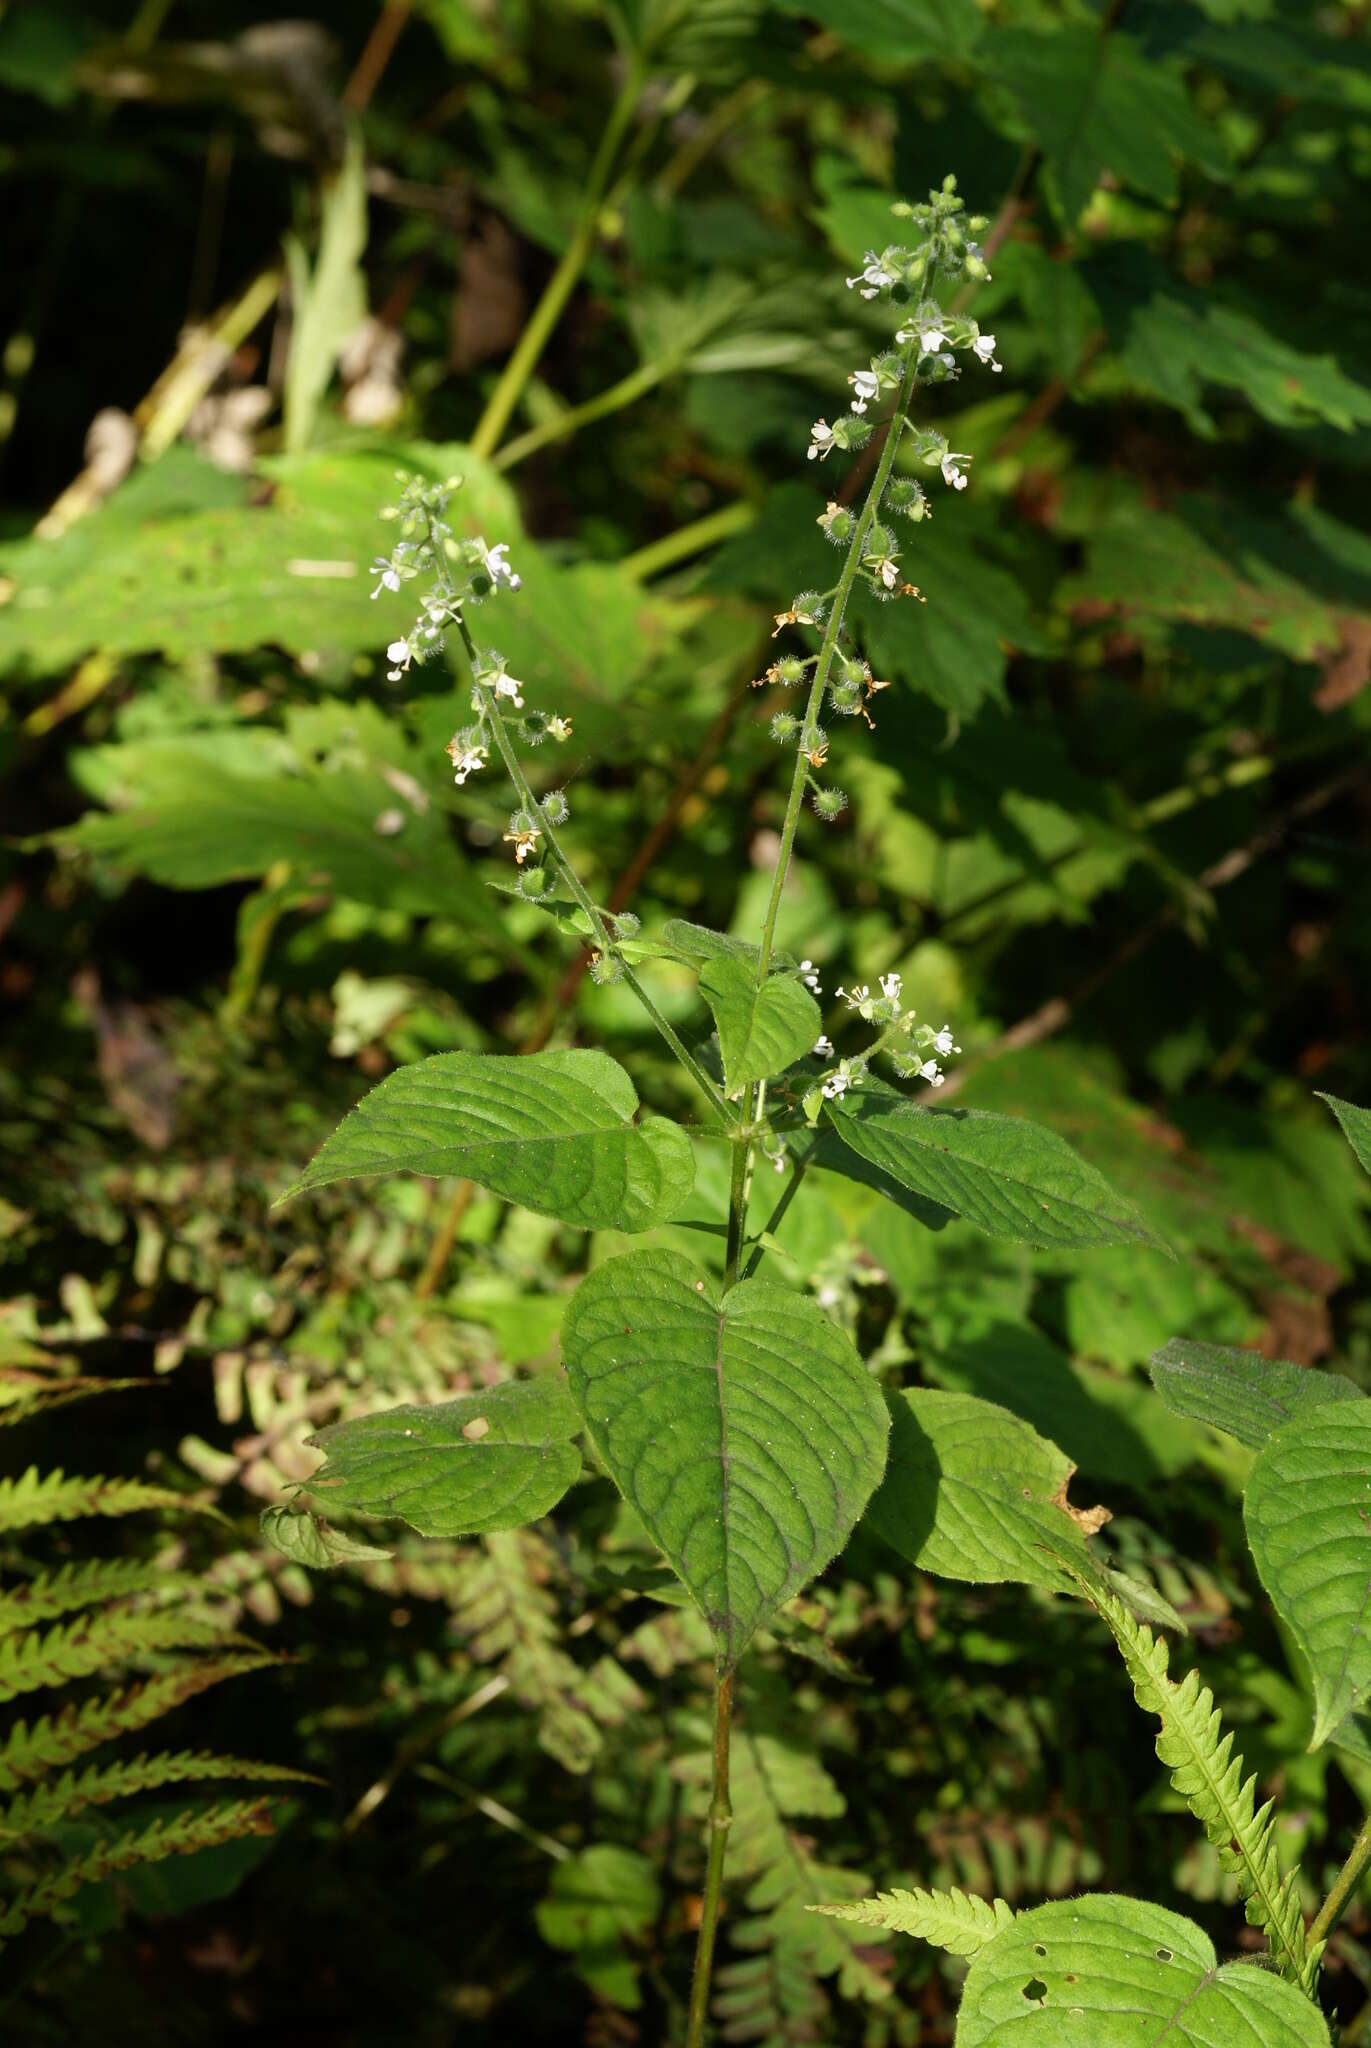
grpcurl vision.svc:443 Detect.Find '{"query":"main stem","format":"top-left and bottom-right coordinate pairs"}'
top-left (468, 59), bottom-right (645, 460)
top-left (753, 334), bottom-right (930, 983)
top-left (685, 1668), bottom-right (734, 2048)
top-left (1308, 1809), bottom-right (1371, 1956)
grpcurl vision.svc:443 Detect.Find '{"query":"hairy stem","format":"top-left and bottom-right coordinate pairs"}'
top-left (754, 329), bottom-right (931, 981)
top-left (1308, 1809), bottom-right (1371, 1958)
top-left (468, 58), bottom-right (645, 460)
top-left (440, 596), bottom-right (733, 1130)
top-left (685, 1669), bottom-right (734, 2048)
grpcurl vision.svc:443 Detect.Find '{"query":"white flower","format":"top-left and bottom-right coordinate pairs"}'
top-left (820, 1058), bottom-right (862, 1101)
top-left (871, 554), bottom-right (900, 590)
top-left (385, 637), bottom-right (413, 680)
top-left (837, 984), bottom-right (869, 1010)
top-left (932, 1024), bottom-right (960, 1056)
top-left (807, 419), bottom-right (835, 461)
top-left (450, 745), bottom-right (486, 785)
top-left (483, 542), bottom-right (521, 591)
top-left (813, 1034), bottom-right (834, 1057)
top-left (494, 671), bottom-right (524, 706)
top-left (973, 332), bottom-right (1003, 373)
top-left (816, 1282), bottom-right (842, 1308)
top-left (846, 254), bottom-right (896, 298)
top-left (848, 369), bottom-right (879, 415)
top-left (772, 1148), bottom-right (788, 1175)
top-left (918, 1058), bottom-right (946, 1087)
top-left (369, 556), bottom-right (402, 599)
top-left (547, 715), bottom-right (573, 742)
top-left (879, 972), bottom-right (902, 1004)
top-left (800, 960), bottom-right (822, 993)
top-left (940, 450), bottom-right (971, 491)
top-left (917, 323), bottom-right (948, 356)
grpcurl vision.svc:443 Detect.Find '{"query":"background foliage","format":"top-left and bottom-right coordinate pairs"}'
top-left (2, 0), bottom-right (1371, 2040)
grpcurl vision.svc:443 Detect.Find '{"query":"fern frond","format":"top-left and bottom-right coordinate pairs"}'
top-left (0, 1749), bottom-right (318, 1840)
top-left (0, 1609), bottom-right (243, 1704)
top-left (1073, 1572), bottom-right (1317, 1990)
top-left (0, 1559), bottom-right (191, 1634)
top-left (0, 1799), bottom-right (276, 1945)
top-left (0, 1652), bottom-right (277, 1792)
top-left (0, 1467), bottom-right (188, 1532)
top-left (810, 1885), bottom-right (1014, 1957)
top-left (0, 1377), bottom-right (146, 1427)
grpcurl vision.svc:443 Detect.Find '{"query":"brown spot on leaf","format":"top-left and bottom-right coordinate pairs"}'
top-left (461, 1415), bottom-right (490, 1442)
top-left (1050, 1466), bottom-right (1112, 1537)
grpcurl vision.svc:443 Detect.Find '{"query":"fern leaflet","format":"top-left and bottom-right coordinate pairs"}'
top-left (0, 1799), bottom-right (277, 1943)
top-left (1071, 1570), bottom-right (1316, 1990)
top-left (0, 1652), bottom-right (277, 1792)
top-left (0, 1467), bottom-right (189, 1532)
top-left (0, 1749), bottom-right (318, 1840)
top-left (0, 1608), bottom-right (244, 1703)
top-left (0, 1558), bottom-right (191, 1633)
top-left (811, 1885), bottom-right (1015, 1957)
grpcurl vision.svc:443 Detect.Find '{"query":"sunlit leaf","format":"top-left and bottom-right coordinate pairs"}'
top-left (699, 955), bottom-right (820, 1093)
top-left (304, 1379), bottom-right (582, 1538)
top-left (1150, 1339), bottom-right (1362, 1452)
top-left (561, 1249), bottom-right (889, 1667)
top-left (282, 1048), bottom-right (694, 1231)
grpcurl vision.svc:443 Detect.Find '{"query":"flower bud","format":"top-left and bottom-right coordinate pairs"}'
top-left (540, 789), bottom-right (570, 826)
top-left (774, 655), bottom-right (807, 685)
top-left (829, 680), bottom-right (862, 717)
top-left (590, 952), bottom-right (623, 986)
top-left (813, 786), bottom-right (848, 821)
top-left (770, 712), bottom-right (801, 743)
top-left (611, 911), bottom-right (640, 939)
top-left (517, 866), bottom-right (550, 899)
top-left (508, 806), bottom-right (537, 837)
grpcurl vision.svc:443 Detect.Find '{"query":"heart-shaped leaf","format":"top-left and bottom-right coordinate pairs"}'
top-left (281, 1048), bottom-right (693, 1231)
top-left (698, 955), bottom-right (821, 1094)
top-left (304, 1378), bottom-right (581, 1537)
top-left (865, 1388), bottom-right (1090, 1591)
top-left (823, 1087), bottom-right (1169, 1253)
top-left (1150, 1338), bottom-right (1363, 1451)
top-left (561, 1249), bottom-right (889, 1668)
top-left (1244, 1401), bottom-right (1371, 1748)
top-left (956, 1894), bottom-right (1329, 2046)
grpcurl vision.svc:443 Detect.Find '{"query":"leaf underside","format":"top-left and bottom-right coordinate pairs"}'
top-left (560, 1249), bottom-right (889, 1668)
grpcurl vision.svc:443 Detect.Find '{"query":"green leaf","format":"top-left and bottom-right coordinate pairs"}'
top-left (1318, 1091), bottom-right (1371, 1176)
top-left (535, 1845), bottom-right (661, 2013)
top-left (282, 131), bottom-right (368, 453)
top-left (812, 1885), bottom-right (1014, 1957)
top-left (1149, 1339), bottom-right (1363, 1452)
top-left (303, 1380), bottom-right (582, 1538)
top-left (955, 1895), bottom-right (1329, 2046)
top-left (864, 1388), bottom-right (1092, 1591)
top-left (990, 29), bottom-right (1230, 227)
top-left (769, 0), bottom-right (983, 63)
top-left (823, 1086), bottom-right (1171, 1254)
top-left (561, 1249), bottom-right (889, 1668)
top-left (282, 1048), bottom-right (694, 1232)
top-left (698, 956), bottom-right (820, 1094)
top-left (258, 1505), bottom-right (394, 1568)
top-left (1245, 1403), bottom-right (1371, 1749)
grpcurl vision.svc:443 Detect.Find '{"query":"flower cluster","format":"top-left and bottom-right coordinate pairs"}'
top-left (763, 178), bottom-right (997, 826)
top-left (800, 960), bottom-right (961, 1117)
top-left (368, 471), bottom-right (571, 838)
